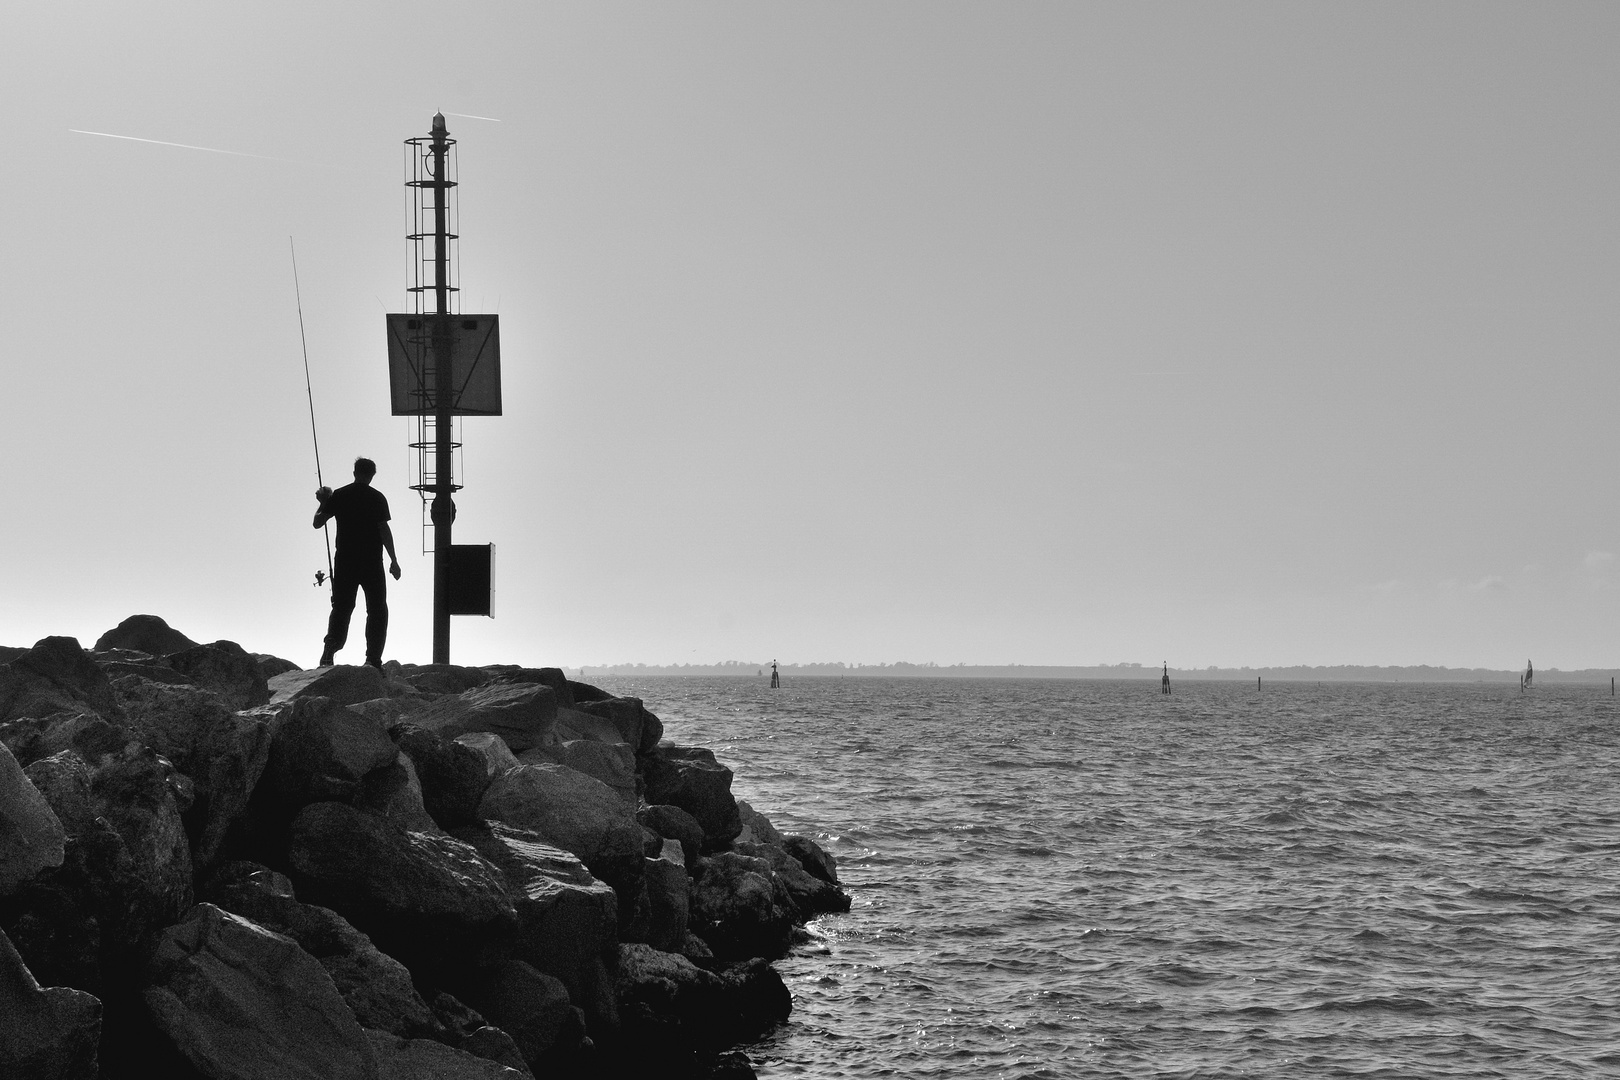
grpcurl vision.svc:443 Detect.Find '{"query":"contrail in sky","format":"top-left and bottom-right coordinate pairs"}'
top-left (443, 112), bottom-right (502, 123)
top-left (69, 129), bottom-right (296, 163)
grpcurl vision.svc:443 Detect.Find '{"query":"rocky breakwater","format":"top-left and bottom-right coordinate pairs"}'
top-left (0, 615), bottom-right (849, 1080)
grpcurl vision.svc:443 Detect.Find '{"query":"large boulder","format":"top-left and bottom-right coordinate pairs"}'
top-left (521, 739), bottom-right (636, 809)
top-left (0, 638), bottom-right (118, 722)
top-left (264, 696), bottom-right (400, 811)
top-left (568, 697), bottom-right (663, 755)
top-left (643, 745), bottom-right (742, 853)
top-left (287, 802), bottom-right (518, 982)
top-left (458, 959), bottom-right (585, 1072)
top-left (93, 649), bottom-right (193, 687)
top-left (615, 943), bottom-right (790, 1058)
top-left (409, 684), bottom-right (558, 752)
top-left (782, 834), bottom-right (840, 886)
top-left (428, 992), bottom-right (533, 1076)
top-left (481, 666), bottom-right (571, 704)
top-left (143, 903), bottom-right (378, 1080)
top-left (395, 664), bottom-right (491, 696)
top-left (268, 664), bottom-right (396, 708)
top-left (203, 862), bottom-right (443, 1041)
top-left (24, 742), bottom-right (194, 958)
top-left (629, 842), bottom-right (690, 953)
top-left (478, 763), bottom-right (644, 892)
top-left (166, 640), bottom-right (270, 710)
top-left (733, 841), bottom-right (850, 917)
top-left (688, 852), bottom-right (799, 961)
top-left (0, 926), bottom-right (100, 1080)
top-left (364, 1029), bottom-right (528, 1079)
top-left (456, 732), bottom-right (523, 778)
top-left (253, 653), bottom-right (301, 681)
top-left (114, 681), bottom-right (285, 869)
top-left (0, 742), bottom-right (65, 894)
top-left (453, 823), bottom-right (619, 1035)
top-left (93, 615), bottom-right (197, 656)
top-left (638, 804), bottom-right (705, 868)
top-left (391, 724), bottom-right (492, 829)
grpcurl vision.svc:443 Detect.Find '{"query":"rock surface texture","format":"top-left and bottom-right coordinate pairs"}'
top-left (0, 620), bottom-right (849, 1080)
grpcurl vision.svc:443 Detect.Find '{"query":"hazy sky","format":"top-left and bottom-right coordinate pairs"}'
top-left (5, 2), bottom-right (1620, 669)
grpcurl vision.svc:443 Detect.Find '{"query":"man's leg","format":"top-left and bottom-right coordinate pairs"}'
top-left (323, 571), bottom-right (361, 665)
top-left (360, 571), bottom-right (389, 668)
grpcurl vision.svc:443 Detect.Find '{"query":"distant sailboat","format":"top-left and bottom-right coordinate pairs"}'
top-left (1521, 659), bottom-right (1533, 692)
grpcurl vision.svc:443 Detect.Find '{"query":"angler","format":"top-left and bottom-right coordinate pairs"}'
top-left (313, 457), bottom-right (401, 669)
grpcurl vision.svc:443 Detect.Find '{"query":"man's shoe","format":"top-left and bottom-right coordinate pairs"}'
top-left (319, 651), bottom-right (335, 667)
top-left (367, 658), bottom-right (383, 672)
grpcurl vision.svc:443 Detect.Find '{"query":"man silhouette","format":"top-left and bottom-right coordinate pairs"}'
top-left (314, 457), bottom-right (401, 668)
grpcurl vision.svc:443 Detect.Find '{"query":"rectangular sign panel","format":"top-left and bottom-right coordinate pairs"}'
top-left (385, 314), bottom-right (502, 416)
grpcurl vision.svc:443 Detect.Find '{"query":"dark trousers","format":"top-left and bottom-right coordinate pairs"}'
top-left (324, 564), bottom-right (388, 663)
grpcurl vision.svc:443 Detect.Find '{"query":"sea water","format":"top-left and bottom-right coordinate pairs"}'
top-left (594, 676), bottom-right (1620, 1079)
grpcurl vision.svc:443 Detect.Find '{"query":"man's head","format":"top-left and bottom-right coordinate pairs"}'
top-left (353, 457), bottom-right (377, 484)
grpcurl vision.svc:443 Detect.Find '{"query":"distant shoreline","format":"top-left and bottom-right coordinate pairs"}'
top-left (585, 662), bottom-right (1620, 684)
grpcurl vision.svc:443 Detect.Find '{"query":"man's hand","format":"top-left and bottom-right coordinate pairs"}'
top-left (316, 487), bottom-right (333, 503)
top-left (390, 559), bottom-right (402, 581)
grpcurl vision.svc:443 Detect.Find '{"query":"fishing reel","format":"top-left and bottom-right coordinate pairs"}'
top-left (314, 570), bottom-right (327, 587)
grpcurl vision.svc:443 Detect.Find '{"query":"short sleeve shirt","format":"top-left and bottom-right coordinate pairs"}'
top-left (325, 483), bottom-right (391, 569)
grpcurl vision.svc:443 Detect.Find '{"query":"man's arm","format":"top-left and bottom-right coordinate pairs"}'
top-left (380, 521), bottom-right (401, 580)
top-left (312, 487), bottom-right (334, 529)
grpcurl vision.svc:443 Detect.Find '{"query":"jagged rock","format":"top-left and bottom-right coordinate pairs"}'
top-left (452, 823), bottom-right (619, 1036)
top-left (203, 862), bottom-right (444, 1041)
top-left (93, 648), bottom-right (194, 686)
top-left (0, 741), bottom-right (65, 894)
top-left (638, 804), bottom-right (705, 868)
top-left (0, 710), bottom-right (129, 771)
top-left (396, 664), bottom-right (492, 696)
top-left (733, 841), bottom-right (850, 917)
top-left (167, 640), bottom-right (270, 710)
top-left (781, 834), bottom-right (840, 885)
top-left (735, 801), bottom-right (784, 846)
top-left (616, 943), bottom-right (790, 1052)
top-left (565, 680), bottom-right (612, 704)
top-left (520, 738), bottom-right (636, 808)
top-left (24, 742), bottom-right (194, 956)
top-left (265, 696), bottom-right (400, 810)
top-left (144, 903), bottom-right (377, 1080)
top-left (355, 752), bottom-right (440, 833)
top-left (0, 638), bottom-right (118, 722)
top-left (569, 697), bottom-right (663, 755)
top-left (253, 653), bottom-right (301, 681)
top-left (288, 802), bottom-right (518, 982)
top-left (0, 925), bottom-right (101, 1080)
top-left (479, 763), bottom-right (644, 891)
top-left (680, 932), bottom-right (713, 964)
top-left (634, 841), bottom-right (690, 953)
top-left (348, 695), bottom-right (432, 730)
top-left (392, 725), bottom-right (491, 829)
top-left (459, 959), bottom-right (585, 1070)
top-left (364, 1029), bottom-right (529, 1079)
top-left (94, 615), bottom-right (198, 657)
top-left (410, 684), bottom-right (559, 752)
top-left (268, 664), bottom-right (396, 707)
top-left (429, 992), bottom-right (533, 1077)
top-left (688, 852), bottom-right (798, 961)
top-left (114, 681), bottom-right (284, 869)
top-left (712, 1050), bottom-right (759, 1079)
top-left (644, 745), bottom-right (742, 853)
top-left (482, 666), bottom-right (571, 704)
top-left (455, 731), bottom-right (523, 778)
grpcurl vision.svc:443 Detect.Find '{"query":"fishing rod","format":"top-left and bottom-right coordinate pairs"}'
top-left (290, 237), bottom-right (334, 588)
